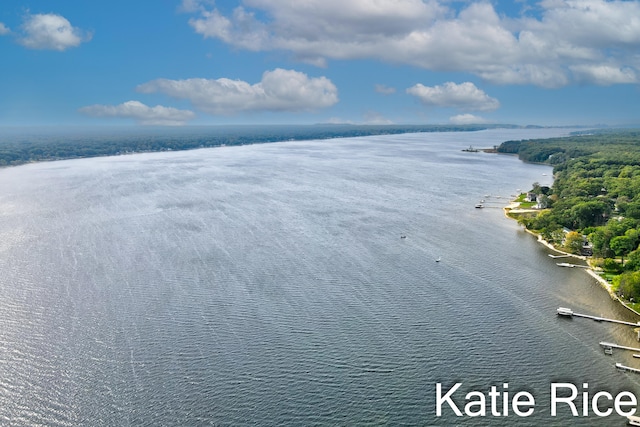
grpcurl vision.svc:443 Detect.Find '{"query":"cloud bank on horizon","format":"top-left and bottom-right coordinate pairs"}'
top-left (1, 0), bottom-right (640, 126)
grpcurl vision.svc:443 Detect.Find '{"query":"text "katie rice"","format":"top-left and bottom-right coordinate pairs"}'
top-left (436, 383), bottom-right (638, 418)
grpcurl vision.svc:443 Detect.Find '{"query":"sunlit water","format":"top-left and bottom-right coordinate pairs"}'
top-left (0, 129), bottom-right (639, 426)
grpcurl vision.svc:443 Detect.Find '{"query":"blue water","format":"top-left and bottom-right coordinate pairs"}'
top-left (0, 129), bottom-right (638, 426)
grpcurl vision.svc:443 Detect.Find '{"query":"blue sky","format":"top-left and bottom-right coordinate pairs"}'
top-left (1, 0), bottom-right (640, 127)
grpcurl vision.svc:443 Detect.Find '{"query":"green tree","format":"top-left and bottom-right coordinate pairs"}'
top-left (625, 250), bottom-right (640, 271)
top-left (625, 228), bottom-right (640, 249)
top-left (610, 235), bottom-right (636, 263)
top-left (588, 229), bottom-right (612, 258)
top-left (563, 231), bottom-right (584, 254)
top-left (531, 182), bottom-right (542, 194)
top-left (569, 200), bottom-right (610, 229)
top-left (604, 258), bottom-right (622, 273)
top-left (615, 271), bottom-right (640, 300)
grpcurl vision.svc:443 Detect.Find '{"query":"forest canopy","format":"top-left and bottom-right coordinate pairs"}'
top-left (498, 129), bottom-right (640, 301)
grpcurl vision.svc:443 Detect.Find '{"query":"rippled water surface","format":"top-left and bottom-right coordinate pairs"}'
top-left (1, 129), bottom-right (639, 426)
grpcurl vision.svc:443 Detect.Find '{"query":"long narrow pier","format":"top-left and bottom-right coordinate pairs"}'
top-left (557, 307), bottom-right (640, 326)
top-left (556, 262), bottom-right (589, 268)
top-left (600, 342), bottom-right (640, 353)
top-left (616, 363), bottom-right (640, 374)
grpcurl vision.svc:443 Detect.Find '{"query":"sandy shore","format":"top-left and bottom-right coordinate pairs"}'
top-left (503, 203), bottom-right (640, 316)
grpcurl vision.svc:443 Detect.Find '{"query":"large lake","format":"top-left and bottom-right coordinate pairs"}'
top-left (1, 129), bottom-right (639, 425)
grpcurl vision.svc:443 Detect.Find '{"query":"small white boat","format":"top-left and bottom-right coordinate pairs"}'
top-left (557, 307), bottom-right (574, 316)
top-left (475, 204), bottom-right (484, 208)
top-left (435, 257), bottom-right (441, 262)
top-left (629, 415), bottom-right (640, 426)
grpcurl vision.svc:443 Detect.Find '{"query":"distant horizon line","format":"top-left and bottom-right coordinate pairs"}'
top-left (0, 122), bottom-right (634, 131)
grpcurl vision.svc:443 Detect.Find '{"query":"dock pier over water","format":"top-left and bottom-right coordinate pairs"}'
top-left (557, 307), bottom-right (640, 327)
top-left (559, 307), bottom-right (640, 376)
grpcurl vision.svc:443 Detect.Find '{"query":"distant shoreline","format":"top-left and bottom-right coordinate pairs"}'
top-left (0, 124), bottom-right (531, 168)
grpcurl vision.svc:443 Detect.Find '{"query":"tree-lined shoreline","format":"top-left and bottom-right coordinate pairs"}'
top-left (0, 123), bottom-right (527, 168)
top-left (499, 129), bottom-right (640, 311)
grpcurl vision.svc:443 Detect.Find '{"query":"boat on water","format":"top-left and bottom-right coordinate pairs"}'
top-left (556, 262), bottom-right (575, 268)
top-left (629, 415), bottom-right (640, 426)
top-left (435, 257), bottom-right (441, 262)
top-left (475, 204), bottom-right (484, 208)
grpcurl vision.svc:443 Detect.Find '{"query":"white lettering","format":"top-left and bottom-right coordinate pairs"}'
top-left (591, 391), bottom-right (613, 417)
top-left (489, 386), bottom-right (501, 416)
top-left (503, 383), bottom-right (509, 416)
top-left (551, 383), bottom-right (578, 416)
top-left (436, 383), bottom-right (462, 416)
top-left (464, 391), bottom-right (485, 417)
top-left (512, 391), bottom-right (535, 417)
top-left (615, 391), bottom-right (637, 417)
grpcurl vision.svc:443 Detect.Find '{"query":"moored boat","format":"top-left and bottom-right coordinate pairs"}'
top-left (557, 307), bottom-right (574, 316)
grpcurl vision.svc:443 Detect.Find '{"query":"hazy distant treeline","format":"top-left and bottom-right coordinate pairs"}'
top-left (0, 123), bottom-right (520, 167)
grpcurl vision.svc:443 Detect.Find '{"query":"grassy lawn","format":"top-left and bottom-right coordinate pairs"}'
top-left (518, 201), bottom-right (537, 208)
top-left (602, 272), bottom-right (618, 284)
top-left (626, 301), bottom-right (640, 313)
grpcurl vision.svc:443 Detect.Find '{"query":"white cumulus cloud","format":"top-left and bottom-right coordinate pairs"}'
top-left (183, 0), bottom-right (640, 87)
top-left (569, 64), bottom-right (638, 86)
top-left (449, 114), bottom-right (487, 125)
top-left (0, 23), bottom-right (10, 35)
top-left (363, 111), bottom-right (394, 125)
top-left (136, 68), bottom-right (338, 115)
top-left (19, 13), bottom-right (91, 51)
top-left (406, 82), bottom-right (500, 112)
top-left (79, 101), bottom-right (196, 126)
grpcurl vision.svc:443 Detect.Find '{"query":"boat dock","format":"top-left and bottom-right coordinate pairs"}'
top-left (556, 262), bottom-right (589, 268)
top-left (600, 341), bottom-right (640, 354)
top-left (616, 363), bottom-right (640, 374)
top-left (557, 307), bottom-right (640, 326)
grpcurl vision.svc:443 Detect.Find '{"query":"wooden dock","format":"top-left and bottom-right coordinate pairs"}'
top-left (556, 262), bottom-right (589, 268)
top-left (616, 363), bottom-right (640, 374)
top-left (557, 307), bottom-right (640, 327)
top-left (600, 342), bottom-right (640, 353)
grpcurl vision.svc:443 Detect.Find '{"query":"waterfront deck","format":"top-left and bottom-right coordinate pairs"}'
top-left (600, 342), bottom-right (640, 354)
top-left (616, 363), bottom-right (640, 374)
top-left (557, 307), bottom-right (640, 327)
top-left (556, 262), bottom-right (589, 268)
